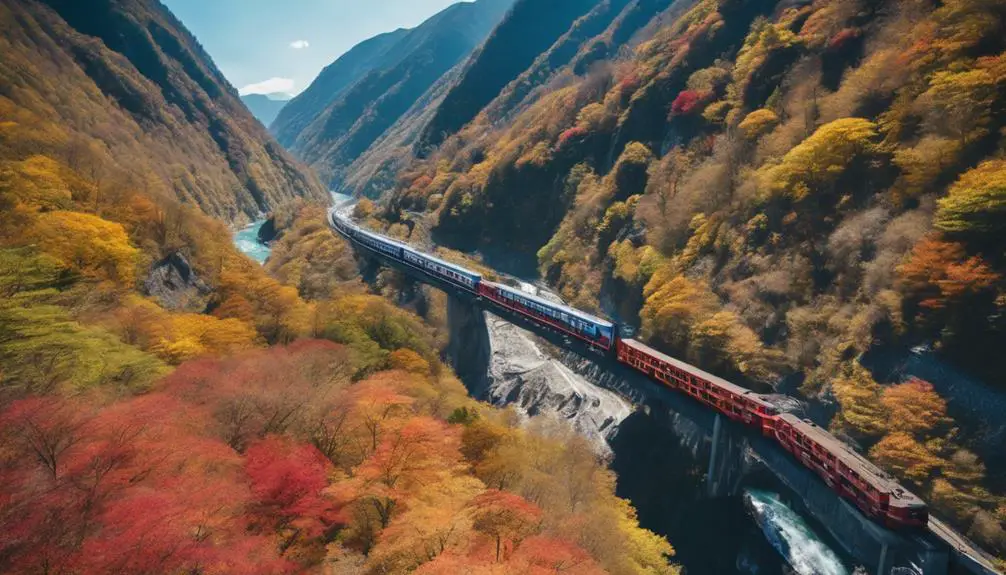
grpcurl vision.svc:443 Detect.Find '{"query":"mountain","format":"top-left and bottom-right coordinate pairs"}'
top-left (354, 0), bottom-right (1006, 559)
top-left (338, 0), bottom-right (678, 198)
top-left (416, 0), bottom-right (600, 151)
top-left (271, 28), bottom-right (410, 149)
top-left (241, 93), bottom-right (292, 128)
top-left (0, 0), bottom-right (326, 222)
top-left (272, 0), bottom-right (514, 190)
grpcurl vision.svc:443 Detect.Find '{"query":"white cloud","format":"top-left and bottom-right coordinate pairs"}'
top-left (239, 77), bottom-right (296, 96)
top-left (289, 40), bottom-right (310, 50)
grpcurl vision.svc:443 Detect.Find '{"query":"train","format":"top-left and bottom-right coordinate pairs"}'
top-left (328, 208), bottom-right (929, 530)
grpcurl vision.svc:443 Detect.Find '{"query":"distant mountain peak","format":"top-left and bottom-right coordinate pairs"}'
top-left (271, 0), bottom-right (514, 189)
top-left (241, 94), bottom-right (291, 128)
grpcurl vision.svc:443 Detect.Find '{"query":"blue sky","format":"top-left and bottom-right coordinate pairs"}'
top-left (162, 0), bottom-right (461, 96)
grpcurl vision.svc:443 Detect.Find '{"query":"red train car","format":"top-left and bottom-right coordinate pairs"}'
top-left (617, 339), bottom-right (779, 436)
top-left (616, 339), bottom-right (928, 530)
top-left (774, 414), bottom-right (928, 529)
top-left (327, 209), bottom-right (929, 531)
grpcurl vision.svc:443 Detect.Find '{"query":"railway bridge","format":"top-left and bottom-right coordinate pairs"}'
top-left (327, 209), bottom-right (1001, 575)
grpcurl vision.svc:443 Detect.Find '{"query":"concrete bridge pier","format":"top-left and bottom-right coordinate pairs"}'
top-left (445, 295), bottom-right (491, 398)
top-left (705, 414), bottom-right (749, 498)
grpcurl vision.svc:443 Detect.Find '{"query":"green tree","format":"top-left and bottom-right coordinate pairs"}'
top-left (0, 248), bottom-right (165, 395)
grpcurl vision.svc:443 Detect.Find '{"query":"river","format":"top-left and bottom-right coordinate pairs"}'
top-left (610, 408), bottom-right (854, 575)
top-left (745, 489), bottom-right (851, 575)
top-left (233, 192), bottom-right (352, 264)
top-left (233, 219), bottom-right (271, 264)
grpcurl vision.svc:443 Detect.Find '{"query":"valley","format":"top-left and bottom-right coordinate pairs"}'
top-left (2, 0), bottom-right (1006, 573)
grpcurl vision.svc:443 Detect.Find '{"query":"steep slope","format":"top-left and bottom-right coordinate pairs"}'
top-left (337, 58), bottom-right (466, 198)
top-left (0, 0), bottom-right (325, 222)
top-left (478, 0), bottom-right (687, 124)
top-left (278, 0), bottom-right (513, 189)
top-left (416, 0), bottom-right (601, 150)
top-left (377, 0), bottom-right (1006, 559)
top-left (341, 0), bottom-right (678, 197)
top-left (271, 28), bottom-right (409, 148)
top-left (241, 93), bottom-right (291, 128)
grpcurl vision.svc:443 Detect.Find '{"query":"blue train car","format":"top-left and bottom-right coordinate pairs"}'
top-left (402, 247), bottom-right (481, 292)
top-left (354, 227), bottom-right (406, 259)
top-left (479, 281), bottom-right (614, 350)
top-left (329, 209), bottom-right (481, 292)
top-left (329, 209), bottom-right (352, 237)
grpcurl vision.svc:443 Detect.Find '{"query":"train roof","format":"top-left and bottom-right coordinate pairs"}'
top-left (620, 339), bottom-right (774, 407)
top-left (356, 226), bottom-right (409, 248)
top-left (332, 210), bottom-right (482, 280)
top-left (488, 281), bottom-right (614, 329)
top-left (778, 413), bottom-right (925, 507)
top-left (403, 246), bottom-right (482, 280)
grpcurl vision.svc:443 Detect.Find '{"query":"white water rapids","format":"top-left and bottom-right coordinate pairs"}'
top-left (744, 489), bottom-right (850, 575)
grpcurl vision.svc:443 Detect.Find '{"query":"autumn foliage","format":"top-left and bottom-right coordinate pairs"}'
top-left (670, 90), bottom-right (712, 117)
top-left (0, 339), bottom-right (678, 574)
top-left (368, 0), bottom-right (1006, 559)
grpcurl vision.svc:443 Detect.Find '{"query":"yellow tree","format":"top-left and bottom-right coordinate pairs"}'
top-left (936, 159), bottom-right (1006, 239)
top-left (0, 156), bottom-right (73, 211)
top-left (640, 269), bottom-right (719, 351)
top-left (869, 432), bottom-right (944, 484)
top-left (365, 475), bottom-right (484, 572)
top-left (830, 363), bottom-right (888, 440)
top-left (760, 117), bottom-right (879, 202)
top-left (29, 211), bottom-right (139, 285)
top-left (880, 379), bottom-right (949, 437)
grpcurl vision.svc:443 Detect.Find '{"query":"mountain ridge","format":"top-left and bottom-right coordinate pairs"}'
top-left (273, 0), bottom-right (514, 190)
top-left (2, 0), bottom-right (326, 222)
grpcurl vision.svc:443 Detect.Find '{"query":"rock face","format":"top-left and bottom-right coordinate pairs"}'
top-left (257, 216), bottom-right (278, 244)
top-left (446, 296), bottom-right (630, 456)
top-left (483, 314), bottom-right (632, 456)
top-left (143, 252), bottom-right (211, 312)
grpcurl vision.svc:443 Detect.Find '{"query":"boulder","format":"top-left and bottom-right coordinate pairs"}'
top-left (142, 252), bottom-right (211, 312)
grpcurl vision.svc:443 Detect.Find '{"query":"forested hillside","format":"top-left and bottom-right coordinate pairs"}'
top-left (365, 0), bottom-right (1006, 560)
top-left (0, 2), bottom-right (678, 572)
top-left (272, 0), bottom-right (514, 190)
top-left (0, 146), bottom-right (677, 573)
top-left (0, 0), bottom-right (325, 222)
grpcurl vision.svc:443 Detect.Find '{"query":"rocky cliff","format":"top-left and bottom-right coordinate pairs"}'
top-left (446, 295), bottom-right (631, 456)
